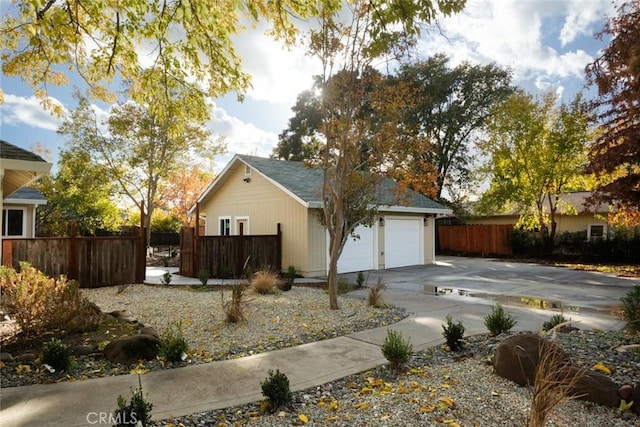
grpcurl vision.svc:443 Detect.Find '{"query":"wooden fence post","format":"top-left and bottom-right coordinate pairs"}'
top-left (136, 200), bottom-right (146, 283)
top-left (194, 202), bottom-right (200, 277)
top-left (2, 240), bottom-right (12, 267)
top-left (69, 221), bottom-right (78, 281)
top-left (276, 223), bottom-right (282, 272)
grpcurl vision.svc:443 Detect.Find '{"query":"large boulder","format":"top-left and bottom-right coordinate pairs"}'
top-left (493, 333), bottom-right (569, 386)
top-left (493, 333), bottom-right (640, 415)
top-left (103, 334), bottom-right (160, 364)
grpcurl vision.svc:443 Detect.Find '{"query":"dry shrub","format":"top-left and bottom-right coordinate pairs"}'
top-left (251, 269), bottom-right (281, 294)
top-left (221, 283), bottom-right (248, 323)
top-left (527, 337), bottom-right (586, 427)
top-left (0, 262), bottom-right (101, 335)
top-left (367, 278), bottom-right (387, 307)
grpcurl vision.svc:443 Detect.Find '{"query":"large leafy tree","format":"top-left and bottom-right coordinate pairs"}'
top-left (396, 55), bottom-right (513, 200)
top-left (1, 0), bottom-right (465, 119)
top-left (310, 0), bottom-right (465, 310)
top-left (158, 166), bottom-right (214, 225)
top-left (478, 91), bottom-right (592, 246)
top-left (58, 95), bottom-right (223, 241)
top-left (35, 149), bottom-right (122, 236)
top-left (585, 0), bottom-right (640, 225)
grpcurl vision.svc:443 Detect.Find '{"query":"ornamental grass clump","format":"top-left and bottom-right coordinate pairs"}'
top-left (381, 329), bottom-right (413, 370)
top-left (159, 321), bottom-right (188, 363)
top-left (221, 283), bottom-right (248, 323)
top-left (251, 269), bottom-right (280, 294)
top-left (442, 314), bottom-right (465, 351)
top-left (261, 369), bottom-right (292, 410)
top-left (527, 338), bottom-right (586, 427)
top-left (484, 303), bottom-right (517, 336)
top-left (367, 278), bottom-right (387, 308)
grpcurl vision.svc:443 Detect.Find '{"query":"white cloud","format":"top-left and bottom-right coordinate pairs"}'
top-left (232, 26), bottom-right (321, 105)
top-left (560, 0), bottom-right (615, 46)
top-left (208, 103), bottom-right (278, 169)
top-left (416, 0), bottom-right (610, 91)
top-left (0, 94), bottom-right (65, 131)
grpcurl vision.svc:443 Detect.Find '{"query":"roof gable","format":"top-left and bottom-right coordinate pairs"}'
top-left (4, 187), bottom-right (47, 204)
top-left (1, 140), bottom-right (47, 162)
top-left (195, 154), bottom-right (450, 214)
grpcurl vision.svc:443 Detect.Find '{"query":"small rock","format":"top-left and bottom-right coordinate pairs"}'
top-left (70, 345), bottom-right (94, 356)
top-left (138, 326), bottom-right (159, 337)
top-left (0, 352), bottom-right (14, 362)
top-left (103, 334), bottom-right (160, 363)
top-left (16, 353), bottom-right (37, 362)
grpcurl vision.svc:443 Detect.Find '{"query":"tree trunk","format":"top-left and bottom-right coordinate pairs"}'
top-left (326, 228), bottom-right (342, 310)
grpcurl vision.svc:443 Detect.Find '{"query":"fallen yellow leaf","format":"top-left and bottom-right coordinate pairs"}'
top-left (328, 400), bottom-right (339, 411)
top-left (354, 402), bottom-right (370, 410)
top-left (325, 416), bottom-right (339, 422)
top-left (593, 363), bottom-right (612, 375)
top-left (298, 414), bottom-right (309, 424)
top-left (419, 406), bottom-right (436, 413)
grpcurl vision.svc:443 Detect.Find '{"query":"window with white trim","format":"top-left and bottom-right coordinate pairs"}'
top-left (588, 224), bottom-right (605, 241)
top-left (2, 208), bottom-right (26, 237)
top-left (219, 217), bottom-right (231, 236)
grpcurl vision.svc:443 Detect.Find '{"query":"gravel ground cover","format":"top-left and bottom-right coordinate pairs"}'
top-left (155, 330), bottom-right (640, 427)
top-left (0, 284), bottom-right (406, 387)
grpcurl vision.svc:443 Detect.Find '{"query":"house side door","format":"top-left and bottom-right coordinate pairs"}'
top-left (236, 218), bottom-right (249, 236)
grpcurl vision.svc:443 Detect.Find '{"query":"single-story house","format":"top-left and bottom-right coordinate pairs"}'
top-left (467, 191), bottom-right (610, 241)
top-left (1, 140), bottom-right (52, 253)
top-left (192, 154), bottom-right (451, 277)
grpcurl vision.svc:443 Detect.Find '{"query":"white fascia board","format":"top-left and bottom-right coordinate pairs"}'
top-left (307, 202), bottom-right (452, 215)
top-left (3, 198), bottom-right (47, 205)
top-left (375, 205), bottom-right (453, 215)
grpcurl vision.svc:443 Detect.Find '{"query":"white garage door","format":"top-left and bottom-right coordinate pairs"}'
top-left (384, 218), bottom-right (422, 269)
top-left (327, 225), bottom-right (376, 273)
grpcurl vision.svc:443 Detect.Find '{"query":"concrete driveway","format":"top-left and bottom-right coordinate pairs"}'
top-left (340, 256), bottom-right (638, 315)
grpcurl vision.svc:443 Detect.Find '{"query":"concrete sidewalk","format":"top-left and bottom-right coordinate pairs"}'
top-left (0, 286), bottom-right (625, 427)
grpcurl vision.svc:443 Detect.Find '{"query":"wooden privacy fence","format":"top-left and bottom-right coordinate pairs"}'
top-left (2, 223), bottom-right (146, 288)
top-left (438, 224), bottom-right (514, 256)
top-left (180, 224), bottom-right (282, 278)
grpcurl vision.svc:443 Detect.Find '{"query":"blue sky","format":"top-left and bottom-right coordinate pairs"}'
top-left (0, 0), bottom-right (616, 171)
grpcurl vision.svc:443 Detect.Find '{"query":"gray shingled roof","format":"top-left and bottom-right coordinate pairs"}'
top-left (4, 187), bottom-right (47, 203)
top-left (237, 154), bottom-right (449, 211)
top-left (1, 140), bottom-right (47, 162)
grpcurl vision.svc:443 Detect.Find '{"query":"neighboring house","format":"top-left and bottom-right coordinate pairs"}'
top-left (3, 187), bottom-right (48, 238)
top-left (192, 154), bottom-right (451, 277)
top-left (467, 191), bottom-right (610, 241)
top-left (1, 140), bottom-right (52, 256)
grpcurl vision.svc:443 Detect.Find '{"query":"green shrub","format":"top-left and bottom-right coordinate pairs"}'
top-left (114, 376), bottom-right (153, 427)
top-left (442, 314), bottom-right (465, 351)
top-left (381, 329), bottom-right (413, 370)
top-left (356, 271), bottom-right (365, 288)
top-left (542, 313), bottom-right (570, 332)
top-left (280, 265), bottom-right (295, 291)
top-left (161, 271), bottom-right (172, 285)
top-left (261, 369), bottom-right (292, 410)
top-left (198, 269), bottom-right (210, 286)
top-left (0, 263), bottom-right (100, 334)
top-left (484, 303), bottom-right (517, 336)
top-left (159, 321), bottom-right (188, 362)
top-left (367, 278), bottom-right (387, 308)
top-left (621, 284), bottom-right (640, 333)
top-left (42, 338), bottom-right (71, 373)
